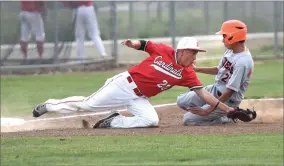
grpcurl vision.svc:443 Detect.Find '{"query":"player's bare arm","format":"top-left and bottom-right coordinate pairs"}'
top-left (121, 39), bottom-right (143, 50)
top-left (193, 66), bottom-right (219, 75)
top-left (204, 88), bottom-right (234, 113)
top-left (218, 88), bottom-right (234, 102)
top-left (190, 88), bottom-right (234, 116)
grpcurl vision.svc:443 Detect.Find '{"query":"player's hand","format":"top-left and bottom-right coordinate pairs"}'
top-left (121, 39), bottom-right (136, 48)
top-left (226, 107), bottom-right (236, 113)
top-left (192, 60), bottom-right (198, 71)
top-left (186, 107), bottom-right (210, 116)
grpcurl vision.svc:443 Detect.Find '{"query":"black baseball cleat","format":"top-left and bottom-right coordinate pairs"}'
top-left (93, 111), bottom-right (120, 128)
top-left (32, 103), bottom-right (47, 117)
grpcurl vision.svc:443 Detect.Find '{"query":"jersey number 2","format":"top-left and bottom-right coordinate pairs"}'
top-left (157, 80), bottom-right (171, 91)
top-left (221, 73), bottom-right (230, 83)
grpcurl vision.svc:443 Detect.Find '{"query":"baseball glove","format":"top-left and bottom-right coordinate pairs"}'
top-left (227, 107), bottom-right (257, 122)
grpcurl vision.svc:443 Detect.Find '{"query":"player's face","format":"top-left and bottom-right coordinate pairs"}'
top-left (180, 49), bottom-right (198, 67)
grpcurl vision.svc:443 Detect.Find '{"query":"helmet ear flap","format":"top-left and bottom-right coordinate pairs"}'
top-left (223, 34), bottom-right (233, 45)
top-left (227, 36), bottom-right (234, 41)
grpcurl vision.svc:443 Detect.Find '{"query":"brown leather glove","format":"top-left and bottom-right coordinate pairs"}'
top-left (227, 107), bottom-right (257, 122)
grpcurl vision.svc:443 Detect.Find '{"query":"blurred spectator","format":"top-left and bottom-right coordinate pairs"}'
top-left (19, 1), bottom-right (46, 64)
top-left (62, 1), bottom-right (107, 62)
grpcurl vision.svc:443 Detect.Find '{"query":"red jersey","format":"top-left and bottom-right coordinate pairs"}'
top-left (128, 41), bottom-right (203, 98)
top-left (78, 1), bottom-right (92, 6)
top-left (20, 1), bottom-right (44, 12)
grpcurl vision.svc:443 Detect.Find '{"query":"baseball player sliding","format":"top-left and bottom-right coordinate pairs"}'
top-left (177, 20), bottom-right (254, 125)
top-left (19, 0), bottom-right (46, 64)
top-left (62, 1), bottom-right (107, 62)
top-left (32, 36), bottom-right (239, 129)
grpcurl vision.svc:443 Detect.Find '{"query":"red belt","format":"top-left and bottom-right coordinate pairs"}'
top-left (127, 76), bottom-right (144, 97)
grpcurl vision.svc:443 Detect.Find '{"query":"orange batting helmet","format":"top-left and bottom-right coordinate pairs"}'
top-left (216, 20), bottom-right (247, 45)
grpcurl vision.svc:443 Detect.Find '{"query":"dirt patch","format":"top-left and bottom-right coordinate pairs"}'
top-left (1, 99), bottom-right (283, 138)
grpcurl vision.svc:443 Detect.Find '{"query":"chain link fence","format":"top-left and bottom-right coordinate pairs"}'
top-left (0, 1), bottom-right (283, 68)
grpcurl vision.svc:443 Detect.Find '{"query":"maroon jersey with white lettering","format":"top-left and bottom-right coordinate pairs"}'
top-left (128, 41), bottom-right (203, 98)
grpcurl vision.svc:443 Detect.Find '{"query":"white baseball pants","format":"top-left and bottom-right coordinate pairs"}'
top-left (19, 11), bottom-right (45, 42)
top-left (44, 71), bottom-right (159, 128)
top-left (74, 5), bottom-right (106, 60)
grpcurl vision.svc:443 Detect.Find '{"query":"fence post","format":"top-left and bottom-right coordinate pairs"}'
top-left (157, 2), bottom-right (162, 22)
top-left (111, 1), bottom-right (118, 66)
top-left (169, 1), bottom-right (176, 48)
top-left (204, 1), bottom-right (211, 34)
top-left (146, 2), bottom-right (151, 30)
top-left (0, 1), bottom-right (2, 46)
top-left (273, 1), bottom-right (279, 57)
top-left (52, 1), bottom-right (59, 64)
top-left (128, 2), bottom-right (134, 38)
top-left (223, 1), bottom-right (228, 21)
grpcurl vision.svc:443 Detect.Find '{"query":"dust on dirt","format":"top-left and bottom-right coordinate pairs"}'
top-left (1, 99), bottom-right (283, 138)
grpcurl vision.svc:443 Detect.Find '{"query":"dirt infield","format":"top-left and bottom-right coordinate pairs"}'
top-left (1, 99), bottom-right (283, 138)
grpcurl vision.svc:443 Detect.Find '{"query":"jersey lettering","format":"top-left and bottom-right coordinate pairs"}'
top-left (221, 73), bottom-right (230, 83)
top-left (151, 56), bottom-right (183, 79)
top-left (157, 80), bottom-right (171, 91)
top-left (223, 57), bottom-right (233, 72)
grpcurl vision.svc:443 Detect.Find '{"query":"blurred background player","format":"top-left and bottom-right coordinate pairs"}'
top-left (19, 0), bottom-right (46, 64)
top-left (62, 1), bottom-right (107, 62)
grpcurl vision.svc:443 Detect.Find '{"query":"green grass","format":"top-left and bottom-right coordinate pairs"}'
top-left (1, 133), bottom-right (283, 166)
top-left (251, 45), bottom-right (284, 56)
top-left (1, 60), bottom-right (283, 117)
top-left (2, 133), bottom-right (284, 166)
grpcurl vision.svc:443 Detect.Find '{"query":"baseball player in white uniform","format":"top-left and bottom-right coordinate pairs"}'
top-left (19, 1), bottom-right (46, 63)
top-left (32, 37), bottom-right (238, 129)
top-left (62, 1), bottom-right (107, 62)
top-left (176, 20), bottom-right (254, 125)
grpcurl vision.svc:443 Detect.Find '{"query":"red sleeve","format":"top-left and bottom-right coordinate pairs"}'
top-left (179, 68), bottom-right (203, 90)
top-left (144, 40), bottom-right (158, 55)
top-left (144, 41), bottom-right (173, 57)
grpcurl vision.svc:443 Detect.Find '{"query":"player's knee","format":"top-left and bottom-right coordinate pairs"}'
top-left (145, 116), bottom-right (159, 127)
top-left (176, 95), bottom-right (187, 110)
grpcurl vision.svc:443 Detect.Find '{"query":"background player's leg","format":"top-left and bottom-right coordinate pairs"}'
top-left (75, 8), bottom-right (86, 62)
top-left (20, 41), bottom-right (28, 59)
top-left (31, 13), bottom-right (45, 59)
top-left (19, 11), bottom-right (31, 60)
top-left (85, 6), bottom-right (107, 57)
top-left (110, 97), bottom-right (159, 128)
